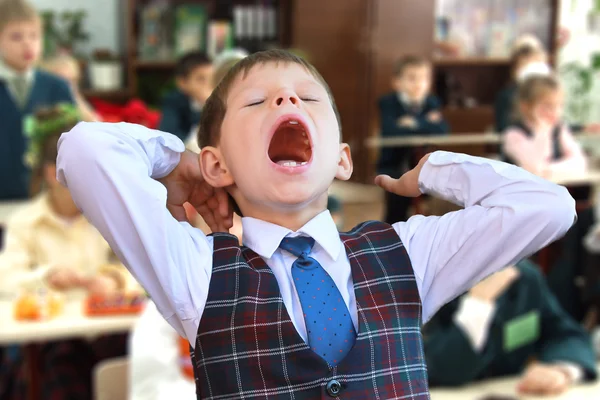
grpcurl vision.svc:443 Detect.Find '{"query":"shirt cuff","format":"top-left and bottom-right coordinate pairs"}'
top-left (454, 295), bottom-right (497, 352)
top-left (555, 362), bottom-right (584, 383)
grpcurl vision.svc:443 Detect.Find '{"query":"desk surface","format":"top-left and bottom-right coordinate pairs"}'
top-left (430, 369), bottom-right (600, 400)
top-left (0, 300), bottom-right (141, 344)
top-left (365, 133), bottom-right (502, 148)
top-left (550, 169), bottom-right (600, 186)
top-left (366, 132), bottom-right (600, 149)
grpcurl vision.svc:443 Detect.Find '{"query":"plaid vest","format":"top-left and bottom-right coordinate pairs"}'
top-left (192, 221), bottom-right (429, 399)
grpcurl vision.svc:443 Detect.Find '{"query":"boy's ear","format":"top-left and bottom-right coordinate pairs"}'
top-left (335, 143), bottom-right (353, 181)
top-left (199, 146), bottom-right (234, 188)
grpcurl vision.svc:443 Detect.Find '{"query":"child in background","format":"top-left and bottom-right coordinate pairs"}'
top-left (0, 104), bottom-right (133, 400)
top-left (502, 75), bottom-right (587, 178)
top-left (58, 50), bottom-right (574, 399)
top-left (377, 55), bottom-right (449, 224)
top-left (424, 259), bottom-right (597, 396)
top-left (42, 54), bottom-right (100, 122)
top-left (495, 44), bottom-right (548, 133)
top-left (185, 49), bottom-right (248, 153)
top-left (0, 0), bottom-right (74, 200)
top-left (158, 51), bottom-right (213, 142)
top-left (0, 104), bottom-right (132, 296)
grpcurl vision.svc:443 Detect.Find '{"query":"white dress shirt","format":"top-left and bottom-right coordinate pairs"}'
top-left (56, 122), bottom-right (576, 347)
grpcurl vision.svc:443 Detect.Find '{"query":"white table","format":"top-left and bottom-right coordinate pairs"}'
top-left (0, 300), bottom-right (141, 344)
top-left (430, 368), bottom-right (600, 399)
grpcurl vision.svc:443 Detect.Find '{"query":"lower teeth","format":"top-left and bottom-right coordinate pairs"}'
top-left (277, 161), bottom-right (307, 167)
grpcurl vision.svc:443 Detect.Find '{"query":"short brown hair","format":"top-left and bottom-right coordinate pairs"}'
top-left (0, 0), bottom-right (40, 33)
top-left (198, 49), bottom-right (341, 148)
top-left (518, 74), bottom-right (560, 104)
top-left (394, 55), bottom-right (429, 77)
top-left (510, 45), bottom-right (546, 76)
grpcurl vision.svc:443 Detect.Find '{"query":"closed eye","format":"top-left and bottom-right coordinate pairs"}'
top-left (301, 98), bottom-right (319, 102)
top-left (246, 100), bottom-right (265, 107)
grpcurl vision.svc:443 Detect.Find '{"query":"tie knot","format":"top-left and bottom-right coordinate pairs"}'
top-left (279, 236), bottom-right (315, 258)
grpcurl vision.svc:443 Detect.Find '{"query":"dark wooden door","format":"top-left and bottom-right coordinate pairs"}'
top-left (290, 0), bottom-right (372, 182)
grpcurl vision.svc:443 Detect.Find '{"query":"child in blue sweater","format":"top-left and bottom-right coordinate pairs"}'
top-left (0, 0), bottom-right (74, 200)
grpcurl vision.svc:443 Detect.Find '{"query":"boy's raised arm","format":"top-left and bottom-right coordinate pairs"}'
top-left (386, 152), bottom-right (576, 322)
top-left (57, 122), bottom-right (213, 342)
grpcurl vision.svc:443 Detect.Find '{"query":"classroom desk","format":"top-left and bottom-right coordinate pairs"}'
top-left (365, 133), bottom-right (502, 148)
top-left (365, 132), bottom-right (600, 149)
top-left (550, 169), bottom-right (600, 187)
top-left (0, 300), bottom-right (141, 345)
top-left (430, 366), bottom-right (600, 400)
top-left (0, 299), bottom-right (142, 400)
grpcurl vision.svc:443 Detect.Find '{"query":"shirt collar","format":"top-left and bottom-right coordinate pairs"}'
top-left (26, 193), bottom-right (86, 228)
top-left (241, 210), bottom-right (341, 261)
top-left (0, 59), bottom-right (34, 83)
top-left (190, 100), bottom-right (202, 112)
top-left (398, 92), bottom-right (425, 108)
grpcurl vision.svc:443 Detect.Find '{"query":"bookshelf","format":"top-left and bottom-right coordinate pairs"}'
top-left (123, 0), bottom-right (293, 106)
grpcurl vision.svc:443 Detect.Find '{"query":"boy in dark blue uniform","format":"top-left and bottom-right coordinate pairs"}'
top-left (0, 0), bottom-right (74, 200)
top-left (377, 55), bottom-right (448, 223)
top-left (424, 260), bottom-right (597, 397)
top-left (158, 52), bottom-right (213, 142)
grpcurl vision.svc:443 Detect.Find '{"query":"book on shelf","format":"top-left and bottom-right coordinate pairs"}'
top-left (208, 21), bottom-right (233, 60)
top-left (174, 4), bottom-right (208, 57)
top-left (138, 2), bottom-right (173, 61)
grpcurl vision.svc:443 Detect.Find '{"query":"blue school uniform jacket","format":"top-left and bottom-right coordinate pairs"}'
top-left (158, 89), bottom-right (201, 142)
top-left (423, 260), bottom-right (597, 387)
top-left (377, 92), bottom-right (449, 177)
top-left (0, 70), bottom-right (74, 200)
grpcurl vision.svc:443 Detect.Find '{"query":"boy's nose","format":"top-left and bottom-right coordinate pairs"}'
top-left (273, 93), bottom-right (300, 107)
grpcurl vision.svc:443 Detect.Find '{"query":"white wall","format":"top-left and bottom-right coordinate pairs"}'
top-left (30, 0), bottom-right (123, 55)
top-left (558, 0), bottom-right (600, 124)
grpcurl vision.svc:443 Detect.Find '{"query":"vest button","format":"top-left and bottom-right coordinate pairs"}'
top-left (326, 379), bottom-right (342, 397)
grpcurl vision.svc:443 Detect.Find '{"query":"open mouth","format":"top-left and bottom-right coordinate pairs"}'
top-left (268, 118), bottom-right (312, 167)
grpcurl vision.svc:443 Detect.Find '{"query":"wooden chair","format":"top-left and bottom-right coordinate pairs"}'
top-left (94, 357), bottom-right (129, 400)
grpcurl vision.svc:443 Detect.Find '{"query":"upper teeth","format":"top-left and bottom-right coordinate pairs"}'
top-left (289, 120), bottom-right (299, 125)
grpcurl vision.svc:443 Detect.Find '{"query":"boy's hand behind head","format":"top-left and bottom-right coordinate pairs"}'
top-left (159, 150), bottom-right (233, 233)
top-left (375, 153), bottom-right (431, 198)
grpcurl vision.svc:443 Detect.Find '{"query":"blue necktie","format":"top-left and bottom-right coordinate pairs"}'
top-left (280, 236), bottom-right (356, 365)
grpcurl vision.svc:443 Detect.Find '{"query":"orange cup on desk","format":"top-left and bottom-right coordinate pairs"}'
top-left (14, 290), bottom-right (64, 321)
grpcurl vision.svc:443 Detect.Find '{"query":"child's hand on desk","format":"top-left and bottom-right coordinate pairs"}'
top-left (517, 363), bottom-right (572, 396)
top-left (397, 116), bottom-right (418, 128)
top-left (83, 275), bottom-right (119, 297)
top-left (375, 153), bottom-right (431, 197)
top-left (158, 150), bottom-right (233, 232)
top-left (426, 111), bottom-right (442, 123)
top-left (45, 267), bottom-right (85, 291)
